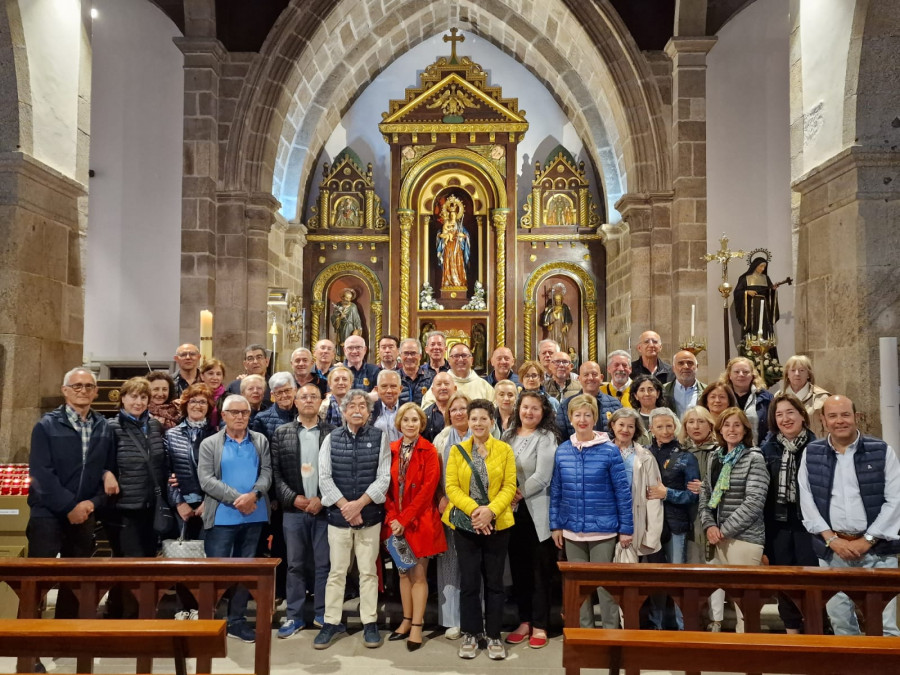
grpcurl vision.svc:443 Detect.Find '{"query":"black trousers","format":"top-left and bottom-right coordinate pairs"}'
top-left (507, 504), bottom-right (558, 629)
top-left (26, 515), bottom-right (96, 619)
top-left (455, 527), bottom-right (511, 639)
top-left (104, 508), bottom-right (158, 618)
top-left (767, 525), bottom-right (818, 630)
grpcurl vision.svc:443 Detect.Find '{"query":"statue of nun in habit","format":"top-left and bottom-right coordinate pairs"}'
top-left (733, 251), bottom-right (784, 340)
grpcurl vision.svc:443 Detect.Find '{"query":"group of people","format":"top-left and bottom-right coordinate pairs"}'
top-left (26, 329), bottom-right (900, 661)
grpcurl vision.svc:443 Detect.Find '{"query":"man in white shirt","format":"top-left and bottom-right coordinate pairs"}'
top-left (420, 342), bottom-right (494, 407)
top-left (370, 369), bottom-right (402, 442)
top-left (798, 395), bottom-right (900, 635)
top-left (662, 350), bottom-right (705, 418)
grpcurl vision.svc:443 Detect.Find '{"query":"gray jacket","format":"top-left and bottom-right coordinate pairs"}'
top-left (198, 428), bottom-right (272, 530)
top-left (502, 428), bottom-right (557, 542)
top-left (699, 447), bottom-right (769, 546)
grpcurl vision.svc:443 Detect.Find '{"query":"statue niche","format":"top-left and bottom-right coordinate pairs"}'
top-left (328, 281), bottom-right (369, 359)
top-left (430, 189), bottom-right (479, 300)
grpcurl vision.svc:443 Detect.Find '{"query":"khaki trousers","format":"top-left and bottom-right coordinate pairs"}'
top-left (324, 523), bottom-right (381, 625)
top-left (709, 538), bottom-right (763, 631)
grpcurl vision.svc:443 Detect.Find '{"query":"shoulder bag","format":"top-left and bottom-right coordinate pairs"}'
top-left (448, 443), bottom-right (491, 534)
top-left (123, 425), bottom-right (177, 538)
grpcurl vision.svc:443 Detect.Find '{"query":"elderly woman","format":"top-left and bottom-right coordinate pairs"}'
top-left (251, 372), bottom-right (297, 439)
top-left (443, 399), bottom-right (517, 661)
top-left (105, 377), bottom-right (169, 617)
top-left (679, 406), bottom-right (719, 563)
top-left (384, 403), bottom-right (447, 651)
top-left (608, 408), bottom-right (663, 558)
top-left (319, 366), bottom-right (352, 427)
top-left (432, 391), bottom-right (471, 640)
top-left (770, 355), bottom-right (829, 436)
top-left (761, 392), bottom-right (818, 633)
top-left (699, 382), bottom-right (737, 421)
top-left (493, 379), bottom-right (519, 435)
top-left (501, 391), bottom-right (559, 649)
top-left (699, 407), bottom-right (770, 632)
top-left (550, 394), bottom-right (633, 630)
top-left (147, 371), bottom-right (181, 430)
top-left (240, 374), bottom-right (268, 423)
top-left (629, 375), bottom-right (666, 444)
top-left (720, 357), bottom-right (773, 445)
top-left (518, 360), bottom-right (560, 412)
top-left (199, 357), bottom-right (226, 427)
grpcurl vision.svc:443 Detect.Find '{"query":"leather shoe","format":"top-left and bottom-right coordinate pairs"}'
top-left (389, 617), bottom-right (412, 641)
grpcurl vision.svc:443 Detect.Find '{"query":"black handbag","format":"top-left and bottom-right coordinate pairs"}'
top-left (448, 443), bottom-right (491, 534)
top-left (124, 425), bottom-right (176, 537)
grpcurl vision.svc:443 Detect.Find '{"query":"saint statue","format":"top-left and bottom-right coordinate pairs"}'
top-left (334, 197), bottom-right (360, 228)
top-left (733, 253), bottom-right (787, 340)
top-left (541, 283), bottom-right (573, 353)
top-left (435, 194), bottom-right (470, 291)
top-left (330, 288), bottom-right (363, 357)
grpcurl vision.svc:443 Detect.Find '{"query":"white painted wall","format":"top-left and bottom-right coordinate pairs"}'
top-left (707, 0), bottom-right (793, 371)
top-left (83, 0), bottom-right (184, 362)
top-left (303, 32), bottom-right (605, 225)
top-left (796, 0), bottom-right (856, 177)
top-left (19, 0), bottom-right (84, 178)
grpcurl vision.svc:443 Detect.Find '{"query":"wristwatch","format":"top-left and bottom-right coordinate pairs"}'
top-left (254, 489), bottom-right (263, 501)
top-left (863, 533), bottom-right (878, 545)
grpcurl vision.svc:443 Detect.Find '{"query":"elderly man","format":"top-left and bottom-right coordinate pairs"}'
top-left (314, 390), bottom-right (391, 650)
top-left (545, 351), bottom-right (582, 401)
top-left (198, 394), bottom-right (272, 643)
top-left (290, 347), bottom-right (327, 396)
top-left (422, 330), bottom-right (451, 376)
top-left (172, 343), bottom-right (202, 395)
top-left (423, 371), bottom-right (456, 441)
top-left (397, 338), bottom-right (433, 406)
top-left (226, 344), bottom-right (272, 397)
top-left (420, 342), bottom-right (494, 408)
top-left (538, 339), bottom-right (560, 376)
top-left (341, 335), bottom-right (380, 392)
top-left (556, 361), bottom-right (622, 438)
top-left (662, 350), bottom-right (706, 417)
top-left (631, 331), bottom-right (672, 384)
top-left (482, 346), bottom-right (519, 386)
top-left (271, 384), bottom-right (334, 638)
top-left (27, 367), bottom-right (117, 620)
top-left (377, 335), bottom-right (400, 371)
top-left (313, 339), bottom-right (337, 382)
top-left (798, 395), bottom-right (900, 636)
top-left (370, 369), bottom-right (402, 443)
top-left (600, 350), bottom-right (633, 406)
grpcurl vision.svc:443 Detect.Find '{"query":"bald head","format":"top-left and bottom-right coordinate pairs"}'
top-left (822, 395), bottom-right (858, 447)
top-left (431, 371), bottom-right (456, 403)
top-left (637, 331), bottom-right (662, 362)
top-left (578, 361), bottom-right (603, 395)
top-left (673, 350), bottom-right (698, 387)
top-left (174, 344), bottom-right (200, 376)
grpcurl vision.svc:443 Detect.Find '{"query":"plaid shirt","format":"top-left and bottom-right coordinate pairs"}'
top-left (65, 405), bottom-right (94, 462)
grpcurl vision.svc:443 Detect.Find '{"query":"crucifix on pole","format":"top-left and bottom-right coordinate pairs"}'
top-left (443, 27), bottom-right (465, 64)
top-left (703, 234), bottom-right (746, 363)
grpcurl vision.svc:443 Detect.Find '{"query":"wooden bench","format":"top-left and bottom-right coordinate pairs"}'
top-left (0, 558), bottom-right (277, 675)
top-left (0, 619), bottom-right (226, 675)
top-left (559, 562), bottom-right (900, 675)
top-left (563, 627), bottom-right (900, 675)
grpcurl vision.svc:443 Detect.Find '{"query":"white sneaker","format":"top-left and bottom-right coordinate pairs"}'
top-left (445, 626), bottom-right (462, 640)
top-left (187, 609), bottom-right (199, 620)
top-left (486, 638), bottom-right (507, 660)
top-left (174, 611), bottom-right (190, 620)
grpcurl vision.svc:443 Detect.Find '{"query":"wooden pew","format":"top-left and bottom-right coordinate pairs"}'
top-left (0, 619), bottom-right (226, 675)
top-left (0, 558), bottom-right (277, 675)
top-left (559, 562), bottom-right (900, 675)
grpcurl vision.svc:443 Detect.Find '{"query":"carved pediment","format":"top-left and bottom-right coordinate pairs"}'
top-left (520, 145), bottom-right (601, 230)
top-left (308, 147), bottom-right (386, 230)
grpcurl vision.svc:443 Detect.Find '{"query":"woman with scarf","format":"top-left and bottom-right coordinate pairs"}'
top-left (761, 392), bottom-right (818, 633)
top-left (147, 371), bottom-right (181, 430)
top-left (720, 357), bottom-right (773, 445)
top-left (432, 392), bottom-right (471, 640)
top-left (679, 406), bottom-right (719, 562)
top-left (199, 357), bottom-right (226, 428)
top-left (769, 355), bottom-right (830, 436)
top-left (699, 407), bottom-right (770, 632)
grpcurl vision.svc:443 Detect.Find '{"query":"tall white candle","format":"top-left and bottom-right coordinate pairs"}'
top-left (200, 310), bottom-right (213, 359)
top-left (691, 304), bottom-right (695, 338)
top-left (880, 337), bottom-right (900, 452)
top-left (758, 300), bottom-right (765, 336)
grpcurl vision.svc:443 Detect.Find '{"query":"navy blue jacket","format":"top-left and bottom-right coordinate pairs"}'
top-left (326, 425), bottom-right (385, 528)
top-left (165, 421), bottom-right (218, 506)
top-left (557, 391), bottom-right (622, 437)
top-left (649, 440), bottom-right (700, 535)
top-left (251, 404), bottom-right (296, 440)
top-left (345, 362), bottom-right (380, 392)
top-left (28, 406), bottom-right (115, 519)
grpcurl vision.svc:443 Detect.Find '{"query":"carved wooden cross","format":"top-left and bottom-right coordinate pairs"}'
top-left (443, 27), bottom-right (464, 63)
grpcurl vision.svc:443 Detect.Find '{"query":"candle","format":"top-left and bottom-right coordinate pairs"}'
top-left (691, 304), bottom-right (695, 338)
top-left (758, 300), bottom-right (765, 337)
top-left (200, 310), bottom-right (213, 359)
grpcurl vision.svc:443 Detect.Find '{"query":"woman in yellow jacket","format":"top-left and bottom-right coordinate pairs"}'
top-left (442, 398), bottom-right (517, 661)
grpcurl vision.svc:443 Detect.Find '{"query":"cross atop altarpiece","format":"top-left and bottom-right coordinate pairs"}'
top-left (443, 27), bottom-right (465, 63)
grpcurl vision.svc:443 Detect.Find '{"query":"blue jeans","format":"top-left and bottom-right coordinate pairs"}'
top-left (648, 532), bottom-right (687, 630)
top-left (282, 511), bottom-right (330, 622)
top-left (821, 552), bottom-right (900, 636)
top-left (205, 522), bottom-right (265, 626)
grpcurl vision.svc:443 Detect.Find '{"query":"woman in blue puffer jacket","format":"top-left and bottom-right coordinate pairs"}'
top-left (550, 394), bottom-right (634, 629)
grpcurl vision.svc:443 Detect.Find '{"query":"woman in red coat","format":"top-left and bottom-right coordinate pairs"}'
top-left (384, 402), bottom-right (447, 651)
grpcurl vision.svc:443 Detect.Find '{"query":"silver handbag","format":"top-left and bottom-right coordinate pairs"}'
top-left (161, 522), bottom-right (206, 558)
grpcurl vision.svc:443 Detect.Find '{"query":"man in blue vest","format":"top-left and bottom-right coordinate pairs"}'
top-left (798, 395), bottom-right (900, 635)
top-left (313, 390), bottom-right (390, 650)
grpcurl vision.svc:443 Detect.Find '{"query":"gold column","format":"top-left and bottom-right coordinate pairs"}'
top-left (311, 300), bottom-right (325, 342)
top-left (586, 300), bottom-right (598, 363)
top-left (365, 188), bottom-right (374, 228)
top-left (319, 190), bottom-right (330, 229)
top-left (371, 301), bottom-right (383, 348)
top-left (491, 208), bottom-right (510, 348)
top-left (579, 187), bottom-right (588, 227)
top-left (523, 300), bottom-right (536, 361)
top-left (532, 186), bottom-right (542, 228)
top-left (397, 209), bottom-right (415, 339)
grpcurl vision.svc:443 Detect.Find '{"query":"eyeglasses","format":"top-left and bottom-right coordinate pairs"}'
top-left (552, 360), bottom-right (572, 366)
top-left (65, 383), bottom-right (97, 392)
top-left (224, 409), bottom-right (251, 417)
top-left (272, 389), bottom-right (295, 399)
top-left (449, 353), bottom-right (471, 360)
top-left (245, 354), bottom-right (267, 362)
top-left (400, 350), bottom-right (419, 356)
top-left (177, 351), bottom-right (199, 358)
top-left (187, 399), bottom-right (208, 406)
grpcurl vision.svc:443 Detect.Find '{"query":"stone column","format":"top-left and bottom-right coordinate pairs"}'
top-left (0, 155), bottom-right (86, 461)
top-left (792, 148), bottom-right (900, 433)
top-left (665, 36), bottom-right (716, 368)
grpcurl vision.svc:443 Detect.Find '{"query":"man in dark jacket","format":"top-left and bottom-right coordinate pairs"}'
top-left (798, 395), bottom-right (900, 635)
top-left (27, 366), bottom-right (116, 618)
top-left (631, 330), bottom-right (673, 384)
top-left (557, 361), bottom-right (622, 437)
top-left (272, 384), bottom-right (334, 638)
top-left (313, 390), bottom-right (390, 650)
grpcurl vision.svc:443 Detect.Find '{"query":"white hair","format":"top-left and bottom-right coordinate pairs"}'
top-left (606, 350), bottom-right (631, 365)
top-left (239, 374), bottom-right (266, 393)
top-left (291, 347), bottom-right (312, 360)
top-left (399, 338), bottom-right (421, 353)
top-left (268, 371), bottom-right (296, 391)
top-left (377, 368), bottom-right (401, 386)
top-left (649, 407), bottom-right (682, 435)
top-left (222, 394), bottom-right (250, 412)
top-left (63, 367), bottom-right (96, 387)
top-left (539, 339), bottom-right (560, 352)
